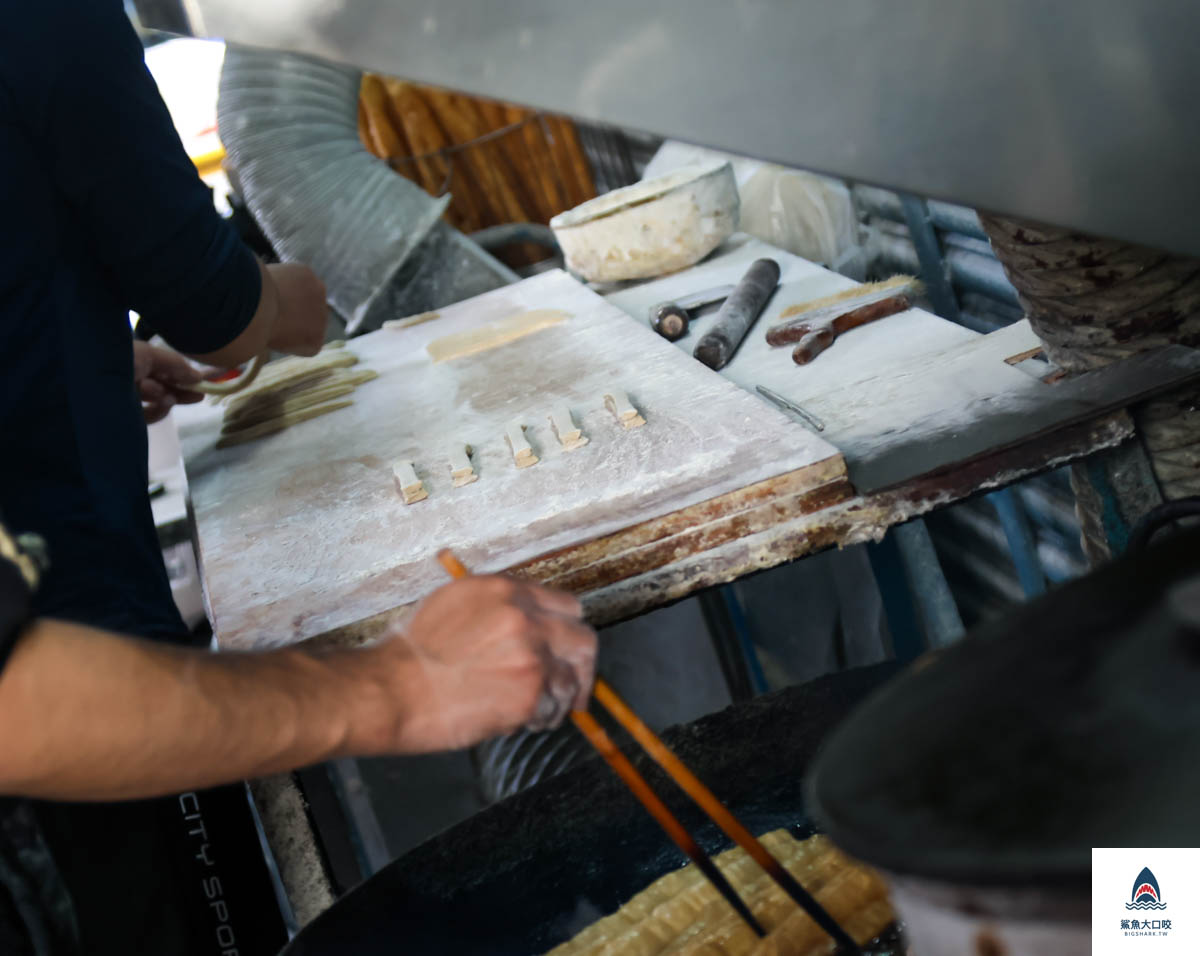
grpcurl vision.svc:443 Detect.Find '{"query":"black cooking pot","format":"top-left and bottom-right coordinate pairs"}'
top-left (802, 528), bottom-right (1200, 955)
top-left (283, 662), bottom-right (901, 955)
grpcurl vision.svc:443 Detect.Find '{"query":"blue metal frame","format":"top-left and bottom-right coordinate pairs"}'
top-left (988, 488), bottom-right (1047, 597)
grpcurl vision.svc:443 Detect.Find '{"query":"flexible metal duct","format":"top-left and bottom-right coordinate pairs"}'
top-left (217, 46), bottom-right (448, 329)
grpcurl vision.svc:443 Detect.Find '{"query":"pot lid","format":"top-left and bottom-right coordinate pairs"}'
top-left (808, 529), bottom-right (1200, 887)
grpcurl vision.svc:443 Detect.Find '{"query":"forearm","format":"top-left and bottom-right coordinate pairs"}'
top-left (183, 261), bottom-right (328, 368)
top-left (0, 575), bottom-right (596, 800)
top-left (187, 259), bottom-right (279, 369)
top-left (0, 618), bottom-right (399, 801)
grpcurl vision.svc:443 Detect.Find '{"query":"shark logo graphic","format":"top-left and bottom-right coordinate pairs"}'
top-left (1126, 867), bottom-right (1167, 911)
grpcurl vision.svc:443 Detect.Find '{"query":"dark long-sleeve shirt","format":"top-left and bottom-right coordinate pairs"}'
top-left (0, 0), bottom-right (261, 640)
top-left (1, 5), bottom-right (268, 953)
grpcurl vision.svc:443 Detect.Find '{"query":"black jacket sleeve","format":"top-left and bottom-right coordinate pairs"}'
top-left (0, 0), bottom-right (262, 355)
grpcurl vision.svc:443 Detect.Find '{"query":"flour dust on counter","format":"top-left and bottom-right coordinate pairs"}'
top-left (175, 270), bottom-right (844, 651)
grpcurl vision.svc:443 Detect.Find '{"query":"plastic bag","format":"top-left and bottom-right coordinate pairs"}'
top-left (643, 141), bottom-right (862, 273)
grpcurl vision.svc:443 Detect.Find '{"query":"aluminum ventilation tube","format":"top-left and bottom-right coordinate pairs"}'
top-left (217, 46), bottom-right (448, 330)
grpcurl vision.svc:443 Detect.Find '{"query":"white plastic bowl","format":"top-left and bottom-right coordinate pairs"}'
top-left (550, 161), bottom-right (739, 282)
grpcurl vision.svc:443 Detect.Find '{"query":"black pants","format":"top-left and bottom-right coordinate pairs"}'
top-left (36, 785), bottom-right (287, 956)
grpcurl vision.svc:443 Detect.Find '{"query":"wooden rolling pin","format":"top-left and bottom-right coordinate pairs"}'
top-left (693, 258), bottom-right (780, 370)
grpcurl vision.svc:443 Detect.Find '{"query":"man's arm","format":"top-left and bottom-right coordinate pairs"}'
top-left (189, 260), bottom-right (330, 370)
top-left (4, 0), bottom-right (327, 366)
top-left (0, 577), bottom-right (595, 802)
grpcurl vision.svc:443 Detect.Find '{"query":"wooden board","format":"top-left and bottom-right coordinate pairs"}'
top-left (177, 270), bottom-right (844, 650)
top-left (808, 337), bottom-right (1200, 490)
top-left (606, 236), bottom-right (1200, 491)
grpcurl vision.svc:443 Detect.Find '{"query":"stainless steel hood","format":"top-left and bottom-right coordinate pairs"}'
top-left (135, 0), bottom-right (1200, 257)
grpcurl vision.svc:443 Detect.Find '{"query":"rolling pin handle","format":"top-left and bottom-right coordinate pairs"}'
top-left (792, 328), bottom-right (835, 365)
top-left (650, 302), bottom-right (690, 341)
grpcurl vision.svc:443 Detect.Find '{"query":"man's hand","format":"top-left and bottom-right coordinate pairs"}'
top-left (361, 577), bottom-right (598, 753)
top-left (132, 341), bottom-right (204, 423)
top-left (264, 263), bottom-right (327, 357)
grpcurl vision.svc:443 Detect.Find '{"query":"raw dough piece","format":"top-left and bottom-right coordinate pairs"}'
top-left (224, 366), bottom-right (336, 415)
top-left (220, 383), bottom-right (357, 434)
top-left (549, 405), bottom-right (588, 450)
top-left (215, 400), bottom-right (354, 449)
top-left (448, 444), bottom-right (479, 487)
top-left (427, 309), bottom-right (570, 363)
top-left (383, 311), bottom-right (441, 331)
top-left (217, 349), bottom-right (359, 407)
top-left (245, 347), bottom-right (357, 388)
top-left (193, 352), bottom-right (267, 396)
top-left (212, 350), bottom-right (378, 448)
top-left (392, 460), bottom-right (428, 504)
top-left (221, 370), bottom-right (375, 428)
top-left (604, 389), bottom-right (646, 429)
top-left (505, 421), bottom-right (538, 468)
top-left (222, 371), bottom-right (378, 434)
top-left (313, 368), bottom-right (379, 394)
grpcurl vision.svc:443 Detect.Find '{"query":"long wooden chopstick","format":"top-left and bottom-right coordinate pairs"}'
top-left (568, 709), bottom-right (766, 937)
top-left (435, 550), bottom-right (764, 937)
top-left (592, 680), bottom-right (860, 953)
top-left (435, 550), bottom-right (861, 951)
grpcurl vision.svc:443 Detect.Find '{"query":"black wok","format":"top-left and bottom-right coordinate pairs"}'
top-left (284, 662), bottom-right (901, 955)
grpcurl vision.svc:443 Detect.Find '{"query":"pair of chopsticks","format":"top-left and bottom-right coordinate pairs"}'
top-left (436, 550), bottom-right (860, 952)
